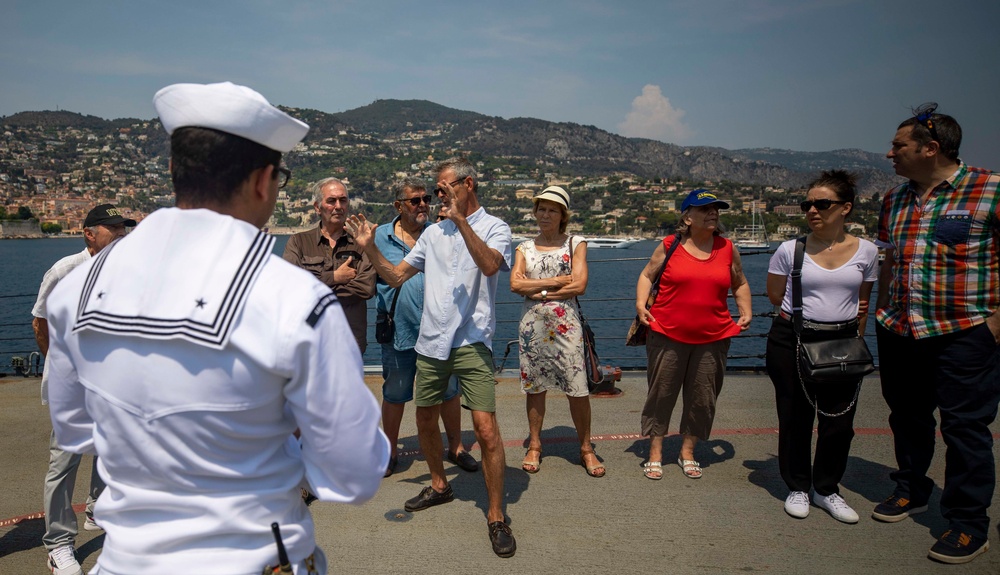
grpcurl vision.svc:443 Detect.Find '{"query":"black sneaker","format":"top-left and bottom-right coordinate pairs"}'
top-left (871, 494), bottom-right (928, 523)
top-left (404, 485), bottom-right (454, 512)
top-left (928, 530), bottom-right (989, 564)
top-left (488, 521), bottom-right (516, 558)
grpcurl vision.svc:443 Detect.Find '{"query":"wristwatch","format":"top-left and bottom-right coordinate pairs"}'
top-left (540, 290), bottom-right (548, 302)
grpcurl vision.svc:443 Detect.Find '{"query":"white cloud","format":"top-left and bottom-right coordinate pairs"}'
top-left (617, 85), bottom-right (693, 143)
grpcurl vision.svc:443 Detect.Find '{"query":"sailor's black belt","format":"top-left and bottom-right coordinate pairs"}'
top-left (778, 309), bottom-right (859, 332)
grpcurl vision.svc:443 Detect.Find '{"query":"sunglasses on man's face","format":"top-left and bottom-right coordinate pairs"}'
top-left (401, 195), bottom-right (433, 207)
top-left (433, 178), bottom-right (466, 195)
top-left (800, 199), bottom-right (848, 212)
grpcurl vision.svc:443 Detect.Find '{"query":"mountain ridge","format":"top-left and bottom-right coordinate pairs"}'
top-left (2, 99), bottom-right (900, 194)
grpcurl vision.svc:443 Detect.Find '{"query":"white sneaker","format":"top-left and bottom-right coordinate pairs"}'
top-left (47, 545), bottom-right (83, 575)
top-left (813, 492), bottom-right (859, 524)
top-left (83, 512), bottom-right (102, 532)
top-left (784, 490), bottom-right (810, 518)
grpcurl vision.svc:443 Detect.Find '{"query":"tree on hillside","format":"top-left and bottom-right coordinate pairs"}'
top-left (17, 206), bottom-right (34, 220)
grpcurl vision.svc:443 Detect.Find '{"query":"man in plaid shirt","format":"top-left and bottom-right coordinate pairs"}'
top-left (874, 105), bottom-right (1000, 565)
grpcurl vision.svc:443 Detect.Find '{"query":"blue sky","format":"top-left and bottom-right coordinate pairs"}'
top-left (3, 0), bottom-right (999, 167)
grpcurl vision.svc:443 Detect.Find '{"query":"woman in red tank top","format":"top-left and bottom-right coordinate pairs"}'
top-left (633, 190), bottom-right (752, 480)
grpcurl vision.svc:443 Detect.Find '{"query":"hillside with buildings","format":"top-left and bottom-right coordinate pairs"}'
top-left (0, 102), bottom-right (898, 239)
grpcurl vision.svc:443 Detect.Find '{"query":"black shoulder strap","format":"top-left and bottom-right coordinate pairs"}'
top-left (387, 286), bottom-right (401, 318)
top-left (791, 236), bottom-right (806, 335)
top-left (650, 233), bottom-right (683, 297)
top-left (663, 233), bottom-right (683, 265)
top-left (570, 236), bottom-right (583, 310)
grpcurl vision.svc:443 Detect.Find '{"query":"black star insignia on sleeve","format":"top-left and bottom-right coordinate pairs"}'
top-left (195, 298), bottom-right (207, 309)
top-left (97, 291), bottom-right (105, 299)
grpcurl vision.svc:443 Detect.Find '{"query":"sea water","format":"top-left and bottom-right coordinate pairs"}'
top-left (0, 236), bottom-right (877, 373)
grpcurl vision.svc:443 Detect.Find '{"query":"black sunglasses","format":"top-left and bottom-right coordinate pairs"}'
top-left (401, 194), bottom-right (433, 207)
top-left (800, 199), bottom-right (848, 212)
top-left (276, 167), bottom-right (291, 189)
top-left (913, 102), bottom-right (940, 144)
top-left (433, 178), bottom-right (466, 195)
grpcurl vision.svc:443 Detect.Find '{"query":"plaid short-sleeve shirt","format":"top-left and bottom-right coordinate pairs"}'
top-left (875, 162), bottom-right (1000, 338)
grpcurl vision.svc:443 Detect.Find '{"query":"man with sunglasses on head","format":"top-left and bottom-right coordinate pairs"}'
top-left (373, 177), bottom-right (477, 478)
top-left (43, 82), bottom-right (388, 574)
top-left (347, 157), bottom-right (516, 558)
top-left (284, 178), bottom-right (376, 354)
top-left (874, 104), bottom-right (1000, 564)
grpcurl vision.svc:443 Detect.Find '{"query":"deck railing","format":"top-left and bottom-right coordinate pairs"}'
top-left (2, 249), bottom-right (878, 377)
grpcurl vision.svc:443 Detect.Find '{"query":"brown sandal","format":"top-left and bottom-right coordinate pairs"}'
top-left (580, 449), bottom-right (606, 478)
top-left (521, 448), bottom-right (541, 473)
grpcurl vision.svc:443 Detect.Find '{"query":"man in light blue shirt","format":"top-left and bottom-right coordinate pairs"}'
top-left (374, 177), bottom-right (477, 477)
top-left (347, 157), bottom-right (515, 558)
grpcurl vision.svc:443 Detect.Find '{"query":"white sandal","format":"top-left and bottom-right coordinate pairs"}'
top-left (678, 458), bottom-right (702, 479)
top-left (643, 461), bottom-right (663, 480)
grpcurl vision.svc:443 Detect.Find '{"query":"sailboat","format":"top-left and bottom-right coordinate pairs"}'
top-left (733, 201), bottom-right (769, 253)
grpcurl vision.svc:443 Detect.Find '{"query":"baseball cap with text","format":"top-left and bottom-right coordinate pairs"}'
top-left (680, 189), bottom-right (730, 212)
top-left (84, 204), bottom-right (137, 228)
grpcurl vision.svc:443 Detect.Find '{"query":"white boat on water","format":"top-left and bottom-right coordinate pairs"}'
top-left (583, 236), bottom-right (643, 249)
top-left (511, 235), bottom-right (640, 248)
top-left (733, 202), bottom-right (769, 252)
top-left (734, 238), bottom-right (769, 251)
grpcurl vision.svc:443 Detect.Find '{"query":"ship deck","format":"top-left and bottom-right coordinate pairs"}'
top-left (2, 372), bottom-right (999, 574)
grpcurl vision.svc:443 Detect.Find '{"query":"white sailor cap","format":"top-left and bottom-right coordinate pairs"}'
top-left (153, 82), bottom-right (309, 153)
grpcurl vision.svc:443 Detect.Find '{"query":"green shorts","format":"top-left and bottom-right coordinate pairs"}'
top-left (415, 343), bottom-right (496, 412)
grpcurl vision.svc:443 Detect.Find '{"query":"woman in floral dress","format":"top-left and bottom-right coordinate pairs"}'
top-left (510, 186), bottom-right (605, 477)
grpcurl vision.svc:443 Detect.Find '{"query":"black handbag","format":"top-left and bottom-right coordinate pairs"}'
top-left (580, 312), bottom-right (602, 388)
top-left (790, 237), bottom-right (874, 415)
top-left (626, 234), bottom-right (682, 346)
top-left (797, 337), bottom-right (875, 383)
top-left (375, 288), bottom-right (401, 344)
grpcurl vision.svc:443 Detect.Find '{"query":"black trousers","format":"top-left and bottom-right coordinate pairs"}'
top-left (766, 316), bottom-right (860, 496)
top-left (876, 322), bottom-right (1000, 539)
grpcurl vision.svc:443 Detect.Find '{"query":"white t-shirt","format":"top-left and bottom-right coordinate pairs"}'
top-left (32, 247), bottom-right (91, 404)
top-left (768, 238), bottom-right (879, 322)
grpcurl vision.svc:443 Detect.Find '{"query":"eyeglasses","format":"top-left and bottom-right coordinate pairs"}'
top-left (434, 178), bottom-right (466, 195)
top-left (401, 194), bottom-right (433, 207)
top-left (800, 199), bottom-right (848, 212)
top-left (276, 167), bottom-right (291, 189)
top-left (436, 214), bottom-right (447, 222)
top-left (913, 102), bottom-right (941, 144)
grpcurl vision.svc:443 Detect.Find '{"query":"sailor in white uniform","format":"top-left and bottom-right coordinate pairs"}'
top-left (44, 82), bottom-right (389, 575)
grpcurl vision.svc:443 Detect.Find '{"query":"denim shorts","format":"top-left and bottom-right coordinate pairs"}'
top-left (381, 344), bottom-right (459, 404)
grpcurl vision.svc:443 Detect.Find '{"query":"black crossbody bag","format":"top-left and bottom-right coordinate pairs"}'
top-left (375, 288), bottom-right (401, 344)
top-left (791, 237), bottom-right (874, 415)
top-left (568, 237), bottom-right (603, 387)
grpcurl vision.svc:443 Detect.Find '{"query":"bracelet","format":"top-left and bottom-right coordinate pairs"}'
top-left (540, 290), bottom-right (548, 302)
